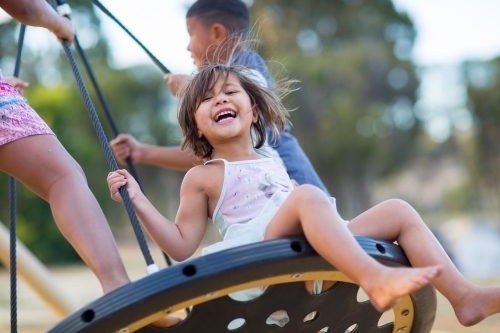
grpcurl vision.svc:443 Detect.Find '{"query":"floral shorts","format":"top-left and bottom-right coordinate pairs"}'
top-left (0, 70), bottom-right (54, 146)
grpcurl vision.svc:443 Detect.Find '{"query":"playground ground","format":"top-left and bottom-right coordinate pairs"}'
top-left (1, 240), bottom-right (500, 333)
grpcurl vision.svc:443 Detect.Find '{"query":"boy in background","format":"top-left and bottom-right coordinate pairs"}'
top-left (110, 0), bottom-right (328, 194)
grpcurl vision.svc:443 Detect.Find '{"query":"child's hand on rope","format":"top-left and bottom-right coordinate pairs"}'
top-left (110, 134), bottom-right (142, 165)
top-left (50, 16), bottom-right (75, 45)
top-left (107, 169), bottom-right (141, 203)
top-left (164, 74), bottom-right (190, 96)
top-left (4, 76), bottom-right (29, 95)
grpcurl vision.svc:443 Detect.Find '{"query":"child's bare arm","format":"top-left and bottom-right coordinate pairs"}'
top-left (168, 167), bottom-right (211, 259)
top-left (107, 167), bottom-right (209, 261)
top-left (0, 0), bottom-right (74, 44)
top-left (164, 74), bottom-right (190, 96)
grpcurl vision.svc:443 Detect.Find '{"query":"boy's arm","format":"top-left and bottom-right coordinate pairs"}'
top-left (164, 74), bottom-right (191, 96)
top-left (110, 134), bottom-right (203, 171)
top-left (0, 0), bottom-right (74, 44)
top-left (140, 145), bottom-right (203, 171)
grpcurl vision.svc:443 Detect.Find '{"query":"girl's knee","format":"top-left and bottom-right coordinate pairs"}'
top-left (51, 161), bottom-right (88, 190)
top-left (292, 185), bottom-right (330, 206)
top-left (290, 184), bottom-right (332, 211)
top-left (73, 163), bottom-right (86, 180)
top-left (60, 157), bottom-right (87, 180)
top-left (385, 198), bottom-right (413, 211)
top-left (384, 198), bottom-right (421, 222)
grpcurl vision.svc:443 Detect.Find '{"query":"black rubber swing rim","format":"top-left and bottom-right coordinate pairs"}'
top-left (46, 236), bottom-right (436, 333)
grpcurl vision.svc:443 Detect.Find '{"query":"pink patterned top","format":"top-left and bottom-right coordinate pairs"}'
top-left (205, 155), bottom-right (294, 238)
top-left (0, 69), bottom-right (54, 146)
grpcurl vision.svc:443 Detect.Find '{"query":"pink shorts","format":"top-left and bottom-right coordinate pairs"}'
top-left (0, 70), bottom-right (54, 146)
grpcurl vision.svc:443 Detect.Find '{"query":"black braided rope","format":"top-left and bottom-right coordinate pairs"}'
top-left (50, 0), bottom-right (154, 267)
top-left (73, 35), bottom-right (174, 267)
top-left (73, 35), bottom-right (146, 194)
top-left (12, 25), bottom-right (25, 77)
top-left (9, 23), bottom-right (26, 333)
top-left (9, 177), bottom-right (17, 333)
top-left (90, 0), bottom-right (170, 74)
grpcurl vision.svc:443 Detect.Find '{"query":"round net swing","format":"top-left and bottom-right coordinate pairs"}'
top-left (47, 236), bottom-right (436, 333)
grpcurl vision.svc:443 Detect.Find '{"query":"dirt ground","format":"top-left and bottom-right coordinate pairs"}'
top-left (1, 240), bottom-right (500, 333)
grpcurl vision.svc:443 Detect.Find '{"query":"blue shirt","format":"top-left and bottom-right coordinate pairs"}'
top-left (231, 50), bottom-right (329, 194)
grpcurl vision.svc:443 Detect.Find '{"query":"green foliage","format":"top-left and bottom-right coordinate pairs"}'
top-left (443, 181), bottom-right (473, 214)
top-left (463, 57), bottom-right (500, 210)
top-left (251, 0), bottom-right (420, 214)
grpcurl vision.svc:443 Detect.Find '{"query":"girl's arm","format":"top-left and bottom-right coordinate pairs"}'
top-left (0, 0), bottom-right (74, 44)
top-left (108, 168), bottom-right (209, 261)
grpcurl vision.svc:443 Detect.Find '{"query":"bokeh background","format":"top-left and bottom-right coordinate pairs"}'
top-left (1, 0), bottom-right (500, 332)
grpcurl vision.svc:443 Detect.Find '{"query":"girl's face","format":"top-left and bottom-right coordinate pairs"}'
top-left (194, 72), bottom-right (258, 145)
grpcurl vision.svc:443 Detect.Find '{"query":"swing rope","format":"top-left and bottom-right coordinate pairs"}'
top-left (9, 178), bottom-right (16, 333)
top-left (72, 34), bottom-right (173, 266)
top-left (9, 23), bottom-right (27, 333)
top-left (49, 0), bottom-right (157, 271)
top-left (72, 36), bottom-right (146, 193)
top-left (90, 0), bottom-right (171, 74)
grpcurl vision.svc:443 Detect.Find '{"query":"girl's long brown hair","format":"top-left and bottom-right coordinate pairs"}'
top-left (178, 64), bottom-right (296, 159)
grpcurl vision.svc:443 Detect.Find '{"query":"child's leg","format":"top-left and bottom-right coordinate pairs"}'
top-left (347, 199), bottom-right (500, 326)
top-left (0, 135), bottom-right (130, 294)
top-left (264, 185), bottom-right (441, 312)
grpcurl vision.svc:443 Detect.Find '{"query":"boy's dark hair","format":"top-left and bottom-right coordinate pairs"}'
top-left (187, 0), bottom-right (251, 39)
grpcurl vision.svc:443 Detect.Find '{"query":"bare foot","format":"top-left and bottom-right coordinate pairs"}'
top-left (362, 265), bottom-right (442, 312)
top-left (454, 287), bottom-right (500, 326)
top-left (150, 315), bottom-right (182, 328)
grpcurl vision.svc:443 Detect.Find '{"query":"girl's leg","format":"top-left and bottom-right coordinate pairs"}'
top-left (264, 185), bottom-right (441, 312)
top-left (347, 199), bottom-right (500, 326)
top-left (0, 135), bottom-right (130, 293)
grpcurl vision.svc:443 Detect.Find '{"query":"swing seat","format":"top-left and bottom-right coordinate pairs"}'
top-left (46, 236), bottom-right (437, 333)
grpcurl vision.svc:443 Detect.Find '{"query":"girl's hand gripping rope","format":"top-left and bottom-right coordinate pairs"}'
top-left (107, 169), bottom-right (141, 203)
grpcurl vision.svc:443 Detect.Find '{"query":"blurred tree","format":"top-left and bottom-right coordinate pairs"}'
top-left (250, 0), bottom-right (421, 217)
top-left (463, 57), bottom-right (500, 211)
top-left (0, 0), bottom-right (177, 263)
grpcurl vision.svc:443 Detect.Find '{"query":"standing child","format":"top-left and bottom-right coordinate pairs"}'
top-left (110, 0), bottom-right (329, 193)
top-left (108, 63), bottom-right (500, 327)
top-left (0, 0), bottom-right (130, 294)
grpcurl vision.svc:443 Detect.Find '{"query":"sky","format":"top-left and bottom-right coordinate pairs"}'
top-left (1, 0), bottom-right (499, 143)
top-left (1, 0), bottom-right (500, 71)
top-left (392, 0), bottom-right (500, 67)
top-left (95, 0), bottom-right (196, 74)
top-left (97, 0), bottom-right (500, 71)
